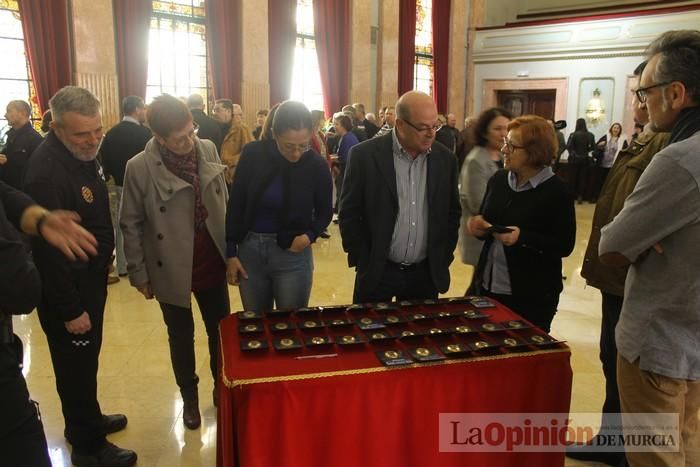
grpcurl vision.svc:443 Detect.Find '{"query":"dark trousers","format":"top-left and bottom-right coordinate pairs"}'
top-left (353, 260), bottom-right (438, 303)
top-left (0, 336), bottom-right (51, 467)
top-left (37, 265), bottom-right (108, 453)
top-left (600, 292), bottom-right (624, 429)
top-left (568, 162), bottom-right (589, 201)
top-left (159, 283), bottom-right (230, 401)
top-left (482, 289), bottom-right (559, 332)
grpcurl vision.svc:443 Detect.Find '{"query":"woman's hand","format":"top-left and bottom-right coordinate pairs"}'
top-left (494, 226), bottom-right (521, 246)
top-left (227, 257), bottom-right (249, 286)
top-left (467, 215), bottom-right (491, 237)
top-left (136, 283), bottom-right (154, 300)
top-left (289, 234), bottom-right (311, 253)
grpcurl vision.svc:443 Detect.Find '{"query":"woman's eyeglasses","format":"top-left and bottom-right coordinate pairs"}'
top-left (502, 138), bottom-right (526, 153)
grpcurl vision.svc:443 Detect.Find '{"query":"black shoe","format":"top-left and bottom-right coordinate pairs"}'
top-left (319, 230), bottom-right (331, 239)
top-left (71, 441), bottom-right (137, 467)
top-left (183, 397), bottom-right (201, 429)
top-left (102, 414), bottom-right (128, 434)
top-left (566, 443), bottom-right (624, 466)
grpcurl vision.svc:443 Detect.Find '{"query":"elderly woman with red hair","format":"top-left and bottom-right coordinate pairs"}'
top-left (468, 115), bottom-right (576, 331)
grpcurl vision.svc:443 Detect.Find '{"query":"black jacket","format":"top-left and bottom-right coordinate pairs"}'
top-left (0, 122), bottom-right (43, 190)
top-left (338, 133), bottom-right (461, 294)
top-left (361, 118), bottom-right (379, 139)
top-left (566, 130), bottom-right (595, 164)
top-left (100, 120), bottom-right (152, 186)
top-left (0, 181), bottom-right (40, 316)
top-left (24, 132), bottom-right (114, 322)
top-left (474, 170), bottom-right (576, 300)
top-left (191, 109), bottom-right (223, 153)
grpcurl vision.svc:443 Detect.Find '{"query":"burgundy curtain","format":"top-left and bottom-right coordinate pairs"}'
top-left (19, 0), bottom-right (71, 113)
top-left (313, 0), bottom-right (350, 116)
top-left (432, 0), bottom-right (450, 113)
top-left (397, 0), bottom-right (417, 96)
top-left (268, 0), bottom-right (297, 106)
top-left (113, 0), bottom-right (152, 104)
top-left (206, 0), bottom-right (242, 102)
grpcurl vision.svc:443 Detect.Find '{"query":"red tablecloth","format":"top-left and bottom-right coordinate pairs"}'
top-left (216, 299), bottom-right (572, 467)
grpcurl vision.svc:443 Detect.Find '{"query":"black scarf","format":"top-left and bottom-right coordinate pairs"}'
top-left (669, 106), bottom-right (700, 144)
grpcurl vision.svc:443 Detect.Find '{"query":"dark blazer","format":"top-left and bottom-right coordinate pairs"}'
top-left (0, 122), bottom-right (43, 190)
top-left (100, 120), bottom-right (152, 186)
top-left (566, 130), bottom-right (595, 165)
top-left (191, 109), bottom-right (223, 153)
top-left (338, 133), bottom-right (461, 294)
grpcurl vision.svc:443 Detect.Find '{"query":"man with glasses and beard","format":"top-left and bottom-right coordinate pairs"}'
top-left (24, 86), bottom-right (137, 467)
top-left (339, 91), bottom-right (460, 303)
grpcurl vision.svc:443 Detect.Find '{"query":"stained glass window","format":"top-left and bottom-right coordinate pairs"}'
top-left (290, 0), bottom-right (324, 113)
top-left (414, 0), bottom-right (433, 96)
top-left (0, 0), bottom-right (40, 135)
top-left (146, 1), bottom-right (210, 107)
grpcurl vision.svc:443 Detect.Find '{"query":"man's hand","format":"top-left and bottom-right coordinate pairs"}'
top-left (136, 283), bottom-right (154, 300)
top-left (467, 215), bottom-right (491, 237)
top-left (289, 234), bottom-right (311, 253)
top-left (32, 210), bottom-right (98, 261)
top-left (226, 257), bottom-right (249, 286)
top-left (494, 226), bottom-right (521, 247)
top-left (65, 312), bottom-right (92, 334)
top-left (0, 154), bottom-right (7, 165)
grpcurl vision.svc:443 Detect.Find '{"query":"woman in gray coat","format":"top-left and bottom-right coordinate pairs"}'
top-left (120, 95), bottom-right (230, 430)
top-left (458, 107), bottom-right (512, 268)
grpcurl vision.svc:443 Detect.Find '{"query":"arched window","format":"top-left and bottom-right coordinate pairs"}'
top-left (414, 0), bottom-right (433, 95)
top-left (0, 0), bottom-right (40, 132)
top-left (290, 0), bottom-right (324, 111)
top-left (146, 1), bottom-right (210, 105)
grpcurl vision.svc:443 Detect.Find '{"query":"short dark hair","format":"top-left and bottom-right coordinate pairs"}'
top-left (272, 100), bottom-right (312, 136)
top-left (333, 114), bottom-right (352, 132)
top-left (256, 109), bottom-right (268, 117)
top-left (646, 30), bottom-right (700, 104)
top-left (633, 60), bottom-right (647, 77)
top-left (41, 110), bottom-right (52, 133)
top-left (122, 96), bottom-right (144, 116)
top-left (473, 107), bottom-right (513, 147)
top-left (215, 99), bottom-right (233, 112)
top-left (507, 115), bottom-right (557, 168)
top-left (147, 94), bottom-right (193, 138)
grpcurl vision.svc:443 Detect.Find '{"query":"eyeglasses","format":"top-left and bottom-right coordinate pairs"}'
top-left (403, 119), bottom-right (440, 134)
top-left (278, 141), bottom-right (310, 154)
top-left (502, 138), bottom-right (526, 153)
top-left (633, 81), bottom-right (672, 103)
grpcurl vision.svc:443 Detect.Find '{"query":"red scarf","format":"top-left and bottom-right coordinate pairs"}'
top-left (158, 142), bottom-right (208, 230)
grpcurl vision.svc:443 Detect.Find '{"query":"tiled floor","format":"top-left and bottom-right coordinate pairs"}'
top-left (14, 203), bottom-right (610, 466)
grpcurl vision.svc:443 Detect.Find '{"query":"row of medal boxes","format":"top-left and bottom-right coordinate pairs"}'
top-left (238, 315), bottom-right (527, 335)
top-left (234, 296), bottom-right (498, 320)
top-left (239, 330), bottom-right (563, 359)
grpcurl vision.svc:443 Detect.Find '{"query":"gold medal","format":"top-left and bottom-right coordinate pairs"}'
top-left (386, 316), bottom-right (399, 323)
top-left (438, 311), bottom-right (450, 317)
top-left (401, 330), bottom-right (415, 337)
top-left (531, 335), bottom-right (546, 343)
top-left (508, 321), bottom-right (522, 328)
top-left (413, 313), bottom-right (426, 320)
top-left (415, 347), bottom-right (430, 357)
top-left (280, 338), bottom-right (294, 347)
top-left (274, 323), bottom-right (288, 330)
top-left (482, 323), bottom-right (496, 331)
top-left (455, 326), bottom-right (470, 333)
top-left (372, 333), bottom-right (386, 339)
top-left (446, 344), bottom-right (462, 353)
top-left (331, 319), bottom-right (344, 325)
top-left (311, 337), bottom-right (325, 345)
top-left (81, 186), bottom-right (94, 203)
top-left (247, 340), bottom-right (261, 349)
top-left (384, 350), bottom-right (399, 359)
top-left (341, 335), bottom-right (356, 343)
top-left (242, 311), bottom-right (256, 318)
top-left (504, 338), bottom-right (518, 347)
top-left (360, 317), bottom-right (373, 325)
top-left (474, 341), bottom-right (489, 349)
top-left (244, 324), bottom-right (258, 332)
top-left (464, 310), bottom-right (476, 318)
top-left (429, 328), bottom-right (442, 334)
top-left (304, 321), bottom-right (317, 328)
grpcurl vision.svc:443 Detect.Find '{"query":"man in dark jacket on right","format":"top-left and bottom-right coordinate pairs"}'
top-left (100, 96), bottom-right (152, 278)
top-left (0, 100), bottom-right (43, 190)
top-left (187, 94), bottom-right (223, 152)
top-left (567, 60), bottom-right (669, 467)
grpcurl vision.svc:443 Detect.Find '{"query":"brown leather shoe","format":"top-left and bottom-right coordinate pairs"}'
top-left (183, 398), bottom-right (201, 429)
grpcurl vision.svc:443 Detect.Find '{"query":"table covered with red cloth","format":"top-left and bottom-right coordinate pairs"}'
top-left (216, 299), bottom-right (572, 467)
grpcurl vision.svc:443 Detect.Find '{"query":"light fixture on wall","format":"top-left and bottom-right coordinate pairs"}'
top-left (585, 88), bottom-right (606, 125)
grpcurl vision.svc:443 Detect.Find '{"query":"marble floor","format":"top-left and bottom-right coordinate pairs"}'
top-left (14, 202), bottom-right (609, 466)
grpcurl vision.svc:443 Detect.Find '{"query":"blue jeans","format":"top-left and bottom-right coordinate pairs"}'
top-left (238, 232), bottom-right (313, 311)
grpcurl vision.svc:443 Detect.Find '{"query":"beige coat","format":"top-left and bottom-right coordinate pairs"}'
top-left (220, 124), bottom-right (254, 183)
top-left (119, 137), bottom-right (228, 308)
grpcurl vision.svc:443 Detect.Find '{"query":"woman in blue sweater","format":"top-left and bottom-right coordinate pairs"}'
top-left (225, 101), bottom-right (333, 311)
top-left (468, 115), bottom-right (576, 331)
